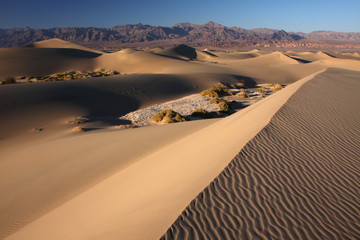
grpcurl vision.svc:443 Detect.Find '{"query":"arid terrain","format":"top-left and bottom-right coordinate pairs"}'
top-left (0, 39), bottom-right (359, 240)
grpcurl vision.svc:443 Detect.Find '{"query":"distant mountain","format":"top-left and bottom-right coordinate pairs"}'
top-left (0, 22), bottom-right (359, 49)
top-left (294, 31), bottom-right (360, 42)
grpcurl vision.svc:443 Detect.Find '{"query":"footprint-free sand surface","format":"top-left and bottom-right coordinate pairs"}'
top-left (1, 39), bottom-right (360, 239)
top-left (161, 68), bottom-right (360, 240)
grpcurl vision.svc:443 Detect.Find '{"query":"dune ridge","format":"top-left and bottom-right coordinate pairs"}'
top-left (161, 68), bottom-right (360, 240)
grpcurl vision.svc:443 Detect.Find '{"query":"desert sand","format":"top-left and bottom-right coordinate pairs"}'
top-left (161, 68), bottom-right (360, 240)
top-left (0, 39), bottom-right (359, 239)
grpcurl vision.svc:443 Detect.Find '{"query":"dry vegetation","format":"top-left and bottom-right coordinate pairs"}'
top-left (151, 109), bottom-right (189, 124)
top-left (271, 83), bottom-right (284, 90)
top-left (236, 89), bottom-right (250, 98)
top-left (191, 109), bottom-right (211, 118)
top-left (209, 98), bottom-right (230, 112)
top-left (72, 126), bottom-right (85, 132)
top-left (1, 70), bottom-right (121, 85)
top-left (200, 83), bottom-right (233, 98)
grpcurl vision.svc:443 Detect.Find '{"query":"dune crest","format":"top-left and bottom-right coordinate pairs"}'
top-left (239, 51), bottom-right (299, 65)
top-left (25, 38), bottom-right (104, 54)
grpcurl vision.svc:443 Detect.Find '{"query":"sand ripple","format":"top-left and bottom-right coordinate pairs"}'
top-left (161, 69), bottom-right (360, 240)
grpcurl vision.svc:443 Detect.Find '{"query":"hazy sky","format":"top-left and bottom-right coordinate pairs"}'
top-left (1, 0), bottom-right (359, 32)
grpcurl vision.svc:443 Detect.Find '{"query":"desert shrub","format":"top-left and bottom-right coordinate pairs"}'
top-left (151, 109), bottom-right (189, 124)
top-left (237, 82), bottom-right (245, 88)
top-left (191, 109), bottom-right (211, 118)
top-left (211, 83), bottom-right (233, 96)
top-left (218, 101), bottom-right (229, 112)
top-left (200, 89), bottom-right (220, 98)
top-left (209, 98), bottom-right (230, 113)
top-left (236, 91), bottom-right (249, 98)
top-left (271, 83), bottom-right (283, 90)
top-left (209, 97), bottom-right (226, 105)
top-left (200, 83), bottom-right (233, 98)
top-left (4, 77), bottom-right (16, 84)
top-left (72, 126), bottom-right (85, 132)
top-left (256, 88), bottom-right (269, 96)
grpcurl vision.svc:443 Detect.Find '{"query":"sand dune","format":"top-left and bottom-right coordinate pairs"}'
top-left (1, 69), bottom-right (324, 239)
top-left (0, 47), bottom-right (100, 79)
top-left (25, 38), bottom-right (104, 54)
top-left (1, 39), bottom-right (360, 240)
top-left (161, 68), bottom-right (360, 240)
top-left (285, 51), bottom-right (334, 63)
top-left (202, 50), bottom-right (262, 60)
top-left (237, 51), bottom-right (299, 65)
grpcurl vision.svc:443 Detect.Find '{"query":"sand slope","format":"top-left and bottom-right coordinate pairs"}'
top-left (25, 38), bottom-right (104, 54)
top-left (2, 70), bottom-right (324, 240)
top-left (161, 68), bottom-right (360, 240)
top-left (238, 52), bottom-right (299, 65)
top-left (285, 51), bottom-right (334, 62)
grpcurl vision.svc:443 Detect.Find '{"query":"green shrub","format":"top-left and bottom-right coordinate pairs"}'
top-left (151, 109), bottom-right (189, 124)
top-left (191, 109), bottom-right (211, 118)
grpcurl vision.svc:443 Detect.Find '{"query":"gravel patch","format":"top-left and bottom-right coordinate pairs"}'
top-left (119, 94), bottom-right (220, 126)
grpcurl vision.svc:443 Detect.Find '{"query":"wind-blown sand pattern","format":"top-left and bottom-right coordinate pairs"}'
top-left (161, 68), bottom-right (360, 240)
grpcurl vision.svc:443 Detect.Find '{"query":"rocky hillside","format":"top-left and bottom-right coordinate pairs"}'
top-left (0, 22), bottom-right (359, 49)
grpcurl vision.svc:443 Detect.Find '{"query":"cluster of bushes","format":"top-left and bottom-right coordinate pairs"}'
top-left (254, 83), bottom-right (283, 96)
top-left (2, 70), bottom-right (121, 84)
top-left (200, 83), bottom-right (233, 98)
top-left (151, 109), bottom-right (189, 124)
top-left (152, 103), bottom-right (232, 125)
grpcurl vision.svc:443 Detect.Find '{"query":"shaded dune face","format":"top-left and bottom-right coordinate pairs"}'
top-left (0, 47), bottom-right (100, 78)
top-left (161, 69), bottom-right (360, 240)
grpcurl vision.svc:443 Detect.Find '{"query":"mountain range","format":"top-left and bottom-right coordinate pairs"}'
top-left (1, 21), bottom-right (359, 49)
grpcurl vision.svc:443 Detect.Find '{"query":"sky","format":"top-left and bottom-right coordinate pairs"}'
top-left (0, 0), bottom-right (359, 33)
